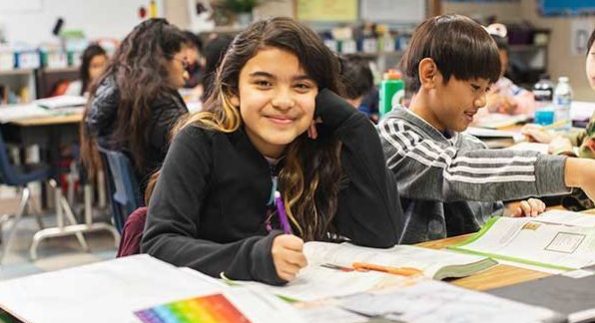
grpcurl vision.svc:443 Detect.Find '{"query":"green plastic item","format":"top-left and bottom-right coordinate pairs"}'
top-left (379, 69), bottom-right (405, 117)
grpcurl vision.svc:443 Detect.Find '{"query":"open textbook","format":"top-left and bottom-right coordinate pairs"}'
top-left (450, 211), bottom-right (595, 272)
top-left (233, 241), bottom-right (496, 301)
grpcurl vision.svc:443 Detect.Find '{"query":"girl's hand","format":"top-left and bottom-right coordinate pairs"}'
top-left (271, 234), bottom-right (307, 282)
top-left (504, 198), bottom-right (546, 217)
top-left (521, 124), bottom-right (554, 143)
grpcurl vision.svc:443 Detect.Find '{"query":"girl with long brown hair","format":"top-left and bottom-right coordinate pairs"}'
top-left (81, 18), bottom-right (189, 193)
top-left (141, 17), bottom-right (403, 285)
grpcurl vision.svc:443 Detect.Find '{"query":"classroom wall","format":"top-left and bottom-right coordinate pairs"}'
top-left (443, 0), bottom-right (595, 101)
top-left (164, 0), bottom-right (191, 29)
top-left (519, 0), bottom-right (595, 102)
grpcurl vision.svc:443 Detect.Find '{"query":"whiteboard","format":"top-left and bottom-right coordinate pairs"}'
top-left (0, 0), bottom-right (164, 45)
top-left (360, 0), bottom-right (426, 23)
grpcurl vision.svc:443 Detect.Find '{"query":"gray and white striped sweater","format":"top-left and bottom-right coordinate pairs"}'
top-left (377, 106), bottom-right (570, 244)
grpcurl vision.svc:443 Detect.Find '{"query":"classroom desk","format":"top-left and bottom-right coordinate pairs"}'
top-left (9, 113), bottom-right (82, 127)
top-left (1, 112), bottom-right (118, 260)
top-left (418, 208), bottom-right (595, 291)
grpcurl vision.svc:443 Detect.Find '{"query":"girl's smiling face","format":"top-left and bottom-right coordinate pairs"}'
top-left (231, 47), bottom-right (318, 158)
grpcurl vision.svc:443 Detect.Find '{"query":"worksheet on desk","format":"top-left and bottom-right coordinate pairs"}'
top-left (450, 212), bottom-right (595, 271)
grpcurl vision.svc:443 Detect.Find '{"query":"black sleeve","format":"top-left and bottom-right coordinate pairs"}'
top-left (149, 93), bottom-right (188, 155)
top-left (85, 85), bottom-right (119, 139)
top-left (315, 89), bottom-right (403, 248)
top-left (140, 126), bottom-right (286, 285)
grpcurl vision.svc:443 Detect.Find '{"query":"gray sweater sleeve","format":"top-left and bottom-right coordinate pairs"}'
top-left (141, 126), bottom-right (285, 285)
top-left (378, 118), bottom-right (571, 202)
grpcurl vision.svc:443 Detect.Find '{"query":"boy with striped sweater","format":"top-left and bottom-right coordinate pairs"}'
top-left (378, 14), bottom-right (595, 244)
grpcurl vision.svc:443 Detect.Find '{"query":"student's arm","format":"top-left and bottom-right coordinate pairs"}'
top-left (149, 92), bottom-right (188, 154)
top-left (565, 158), bottom-right (595, 202)
top-left (576, 115), bottom-right (595, 158)
top-left (141, 126), bottom-right (286, 285)
top-left (85, 80), bottom-right (119, 139)
top-left (315, 89), bottom-right (401, 248)
top-left (378, 118), bottom-right (571, 202)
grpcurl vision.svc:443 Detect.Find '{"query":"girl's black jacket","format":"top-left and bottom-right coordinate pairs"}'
top-left (141, 89), bottom-right (403, 285)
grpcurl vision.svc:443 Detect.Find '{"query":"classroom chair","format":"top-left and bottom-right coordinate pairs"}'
top-left (116, 206), bottom-right (147, 257)
top-left (96, 145), bottom-right (141, 233)
top-left (0, 131), bottom-right (51, 263)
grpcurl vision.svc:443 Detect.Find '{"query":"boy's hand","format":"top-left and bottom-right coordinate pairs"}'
top-left (521, 124), bottom-right (554, 143)
top-left (548, 137), bottom-right (574, 155)
top-left (565, 159), bottom-right (595, 203)
top-left (504, 198), bottom-right (546, 217)
top-left (271, 234), bottom-right (307, 282)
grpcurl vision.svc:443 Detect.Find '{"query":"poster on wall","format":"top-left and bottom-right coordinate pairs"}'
top-left (296, 0), bottom-right (357, 22)
top-left (571, 20), bottom-right (595, 56)
top-left (360, 0), bottom-right (426, 23)
top-left (539, 0), bottom-right (595, 16)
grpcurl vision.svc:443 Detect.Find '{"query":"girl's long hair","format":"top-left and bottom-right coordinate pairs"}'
top-left (80, 18), bottom-right (187, 176)
top-left (170, 17), bottom-right (345, 241)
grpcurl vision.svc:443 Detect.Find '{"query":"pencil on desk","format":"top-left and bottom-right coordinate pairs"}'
top-left (542, 119), bottom-right (569, 130)
top-left (352, 262), bottom-right (423, 276)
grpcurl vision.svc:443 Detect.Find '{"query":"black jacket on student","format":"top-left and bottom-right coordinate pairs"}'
top-left (85, 77), bottom-right (188, 193)
top-left (141, 90), bottom-right (404, 285)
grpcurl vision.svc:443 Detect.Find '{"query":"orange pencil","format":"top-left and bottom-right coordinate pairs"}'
top-left (352, 262), bottom-right (423, 276)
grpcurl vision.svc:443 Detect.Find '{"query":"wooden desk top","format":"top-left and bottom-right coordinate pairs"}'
top-left (10, 113), bottom-right (82, 126)
top-left (418, 208), bottom-right (595, 291)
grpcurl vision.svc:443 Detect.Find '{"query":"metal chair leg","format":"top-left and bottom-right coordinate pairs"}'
top-left (0, 187), bottom-right (30, 264)
top-left (27, 193), bottom-right (45, 230)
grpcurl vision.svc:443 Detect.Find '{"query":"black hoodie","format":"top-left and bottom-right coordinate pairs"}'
top-left (141, 89), bottom-right (404, 285)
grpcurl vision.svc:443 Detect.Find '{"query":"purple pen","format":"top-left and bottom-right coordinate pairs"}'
top-left (274, 191), bottom-right (293, 234)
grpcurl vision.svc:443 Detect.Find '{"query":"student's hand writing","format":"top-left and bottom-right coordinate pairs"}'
top-left (548, 136), bottom-right (574, 155)
top-left (504, 198), bottom-right (546, 217)
top-left (521, 124), bottom-right (554, 143)
top-left (271, 234), bottom-right (308, 282)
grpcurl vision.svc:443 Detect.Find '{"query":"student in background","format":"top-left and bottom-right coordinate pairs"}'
top-left (377, 14), bottom-right (595, 244)
top-left (65, 44), bottom-right (108, 96)
top-left (182, 31), bottom-right (204, 89)
top-left (522, 28), bottom-right (595, 211)
top-left (339, 55), bottom-right (374, 108)
top-left (482, 32), bottom-right (535, 116)
top-left (81, 18), bottom-right (189, 194)
top-left (141, 17), bottom-right (403, 285)
top-left (200, 34), bottom-right (233, 101)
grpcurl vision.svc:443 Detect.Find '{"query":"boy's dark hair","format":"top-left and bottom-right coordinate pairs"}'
top-left (340, 55), bottom-right (374, 100)
top-left (587, 28), bottom-right (595, 56)
top-left (491, 34), bottom-right (509, 53)
top-left (183, 30), bottom-right (203, 53)
top-left (400, 14), bottom-right (501, 93)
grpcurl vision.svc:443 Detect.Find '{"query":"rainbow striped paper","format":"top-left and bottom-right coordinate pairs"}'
top-left (135, 293), bottom-right (250, 323)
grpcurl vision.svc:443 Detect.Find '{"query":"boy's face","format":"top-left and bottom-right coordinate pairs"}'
top-left (586, 42), bottom-right (595, 90)
top-left (427, 73), bottom-right (490, 132)
top-left (231, 47), bottom-right (318, 158)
